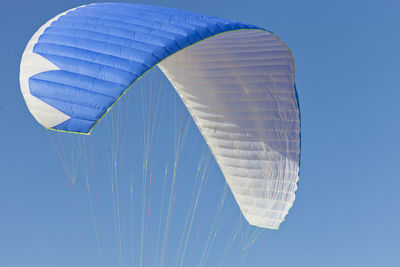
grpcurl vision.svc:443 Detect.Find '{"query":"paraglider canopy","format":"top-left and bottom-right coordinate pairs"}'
top-left (20, 3), bottom-right (301, 229)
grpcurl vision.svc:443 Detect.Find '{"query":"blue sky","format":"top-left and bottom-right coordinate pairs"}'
top-left (1, 0), bottom-right (399, 266)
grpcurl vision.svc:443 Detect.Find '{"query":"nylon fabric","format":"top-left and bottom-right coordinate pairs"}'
top-left (23, 3), bottom-right (259, 132)
top-left (19, 3), bottom-right (300, 229)
top-left (158, 30), bottom-right (299, 229)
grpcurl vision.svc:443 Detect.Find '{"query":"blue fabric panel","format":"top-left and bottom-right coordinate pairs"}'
top-left (30, 70), bottom-right (126, 98)
top-left (29, 3), bottom-right (261, 133)
top-left (52, 117), bottom-right (96, 133)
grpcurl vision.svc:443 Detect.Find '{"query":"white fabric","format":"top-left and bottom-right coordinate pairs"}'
top-left (158, 30), bottom-right (300, 229)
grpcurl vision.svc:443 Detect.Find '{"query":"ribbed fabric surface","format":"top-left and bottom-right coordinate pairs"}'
top-left (24, 3), bottom-right (259, 133)
top-left (159, 30), bottom-right (299, 228)
top-left (20, 3), bottom-right (300, 229)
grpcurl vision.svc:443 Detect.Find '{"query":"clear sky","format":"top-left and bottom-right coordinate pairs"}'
top-left (1, 0), bottom-right (399, 266)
